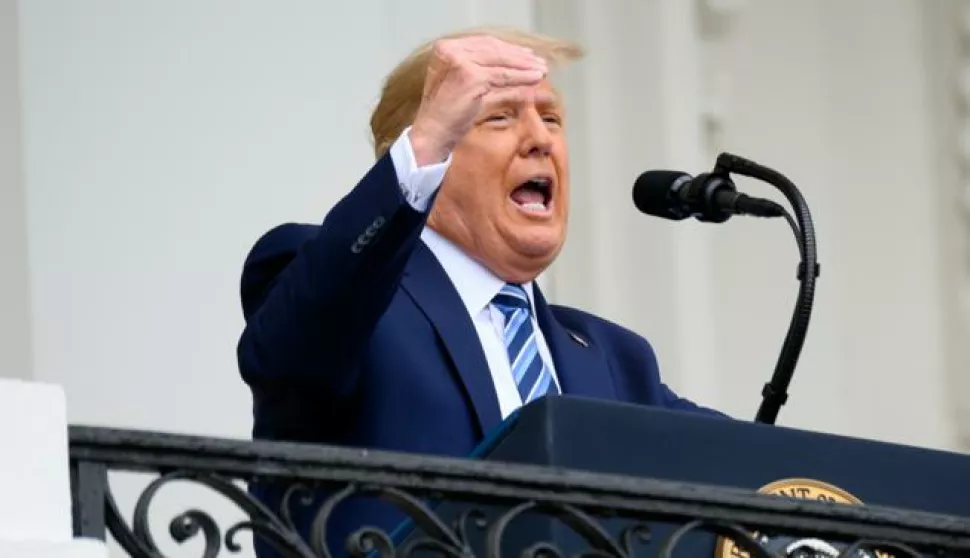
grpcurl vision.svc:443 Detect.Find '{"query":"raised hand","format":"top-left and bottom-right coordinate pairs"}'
top-left (410, 36), bottom-right (548, 165)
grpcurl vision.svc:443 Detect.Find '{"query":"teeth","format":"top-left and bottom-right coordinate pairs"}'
top-left (521, 202), bottom-right (546, 212)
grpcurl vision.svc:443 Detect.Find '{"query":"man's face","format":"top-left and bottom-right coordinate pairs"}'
top-left (427, 80), bottom-right (570, 283)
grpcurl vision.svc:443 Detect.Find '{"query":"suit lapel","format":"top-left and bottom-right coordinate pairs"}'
top-left (533, 287), bottom-right (617, 401)
top-left (400, 242), bottom-right (502, 435)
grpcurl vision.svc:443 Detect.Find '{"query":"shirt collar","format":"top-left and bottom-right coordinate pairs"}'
top-left (420, 227), bottom-right (536, 316)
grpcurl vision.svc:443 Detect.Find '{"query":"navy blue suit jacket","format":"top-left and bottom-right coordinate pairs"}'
top-left (236, 152), bottom-right (724, 555)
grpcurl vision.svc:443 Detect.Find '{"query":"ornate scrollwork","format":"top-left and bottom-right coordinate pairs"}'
top-left (68, 426), bottom-right (970, 558)
top-left (301, 482), bottom-right (476, 558)
top-left (99, 469), bottom-right (792, 558)
top-left (94, 468), bottom-right (947, 558)
top-left (106, 471), bottom-right (315, 558)
top-left (661, 519), bottom-right (775, 558)
top-left (106, 474), bottom-right (490, 558)
top-left (483, 500), bottom-right (651, 558)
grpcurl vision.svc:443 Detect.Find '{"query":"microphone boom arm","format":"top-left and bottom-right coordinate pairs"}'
top-left (713, 153), bottom-right (819, 425)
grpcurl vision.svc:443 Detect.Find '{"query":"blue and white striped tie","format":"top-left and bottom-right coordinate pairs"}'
top-left (491, 284), bottom-right (560, 404)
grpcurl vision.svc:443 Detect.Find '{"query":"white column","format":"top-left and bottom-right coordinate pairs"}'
top-left (943, 0), bottom-right (970, 451)
top-left (812, 0), bottom-right (955, 448)
top-left (0, 0), bottom-right (33, 381)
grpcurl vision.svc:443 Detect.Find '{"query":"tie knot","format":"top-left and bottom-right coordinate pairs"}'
top-left (492, 283), bottom-right (530, 312)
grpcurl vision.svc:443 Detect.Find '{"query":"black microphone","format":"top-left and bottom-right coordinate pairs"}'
top-left (631, 153), bottom-right (820, 426)
top-left (632, 170), bottom-right (785, 223)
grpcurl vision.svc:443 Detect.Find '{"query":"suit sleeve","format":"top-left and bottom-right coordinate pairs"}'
top-left (237, 132), bottom-right (449, 399)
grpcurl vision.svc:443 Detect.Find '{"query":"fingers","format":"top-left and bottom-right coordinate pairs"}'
top-left (460, 36), bottom-right (548, 88)
top-left (434, 36), bottom-right (546, 93)
top-left (473, 39), bottom-right (547, 72)
top-left (486, 67), bottom-right (545, 88)
top-left (439, 35), bottom-right (547, 74)
top-left (411, 35), bottom-right (549, 163)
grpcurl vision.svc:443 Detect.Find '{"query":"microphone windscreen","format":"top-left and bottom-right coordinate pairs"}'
top-left (632, 170), bottom-right (691, 220)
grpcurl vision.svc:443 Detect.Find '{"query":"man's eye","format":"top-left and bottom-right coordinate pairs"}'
top-left (487, 114), bottom-right (511, 122)
top-left (543, 115), bottom-right (562, 125)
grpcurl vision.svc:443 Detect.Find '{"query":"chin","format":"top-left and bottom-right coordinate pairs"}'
top-left (511, 230), bottom-right (564, 262)
top-left (489, 224), bottom-right (564, 281)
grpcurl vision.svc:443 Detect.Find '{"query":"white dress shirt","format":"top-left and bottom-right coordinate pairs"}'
top-left (387, 126), bottom-right (561, 419)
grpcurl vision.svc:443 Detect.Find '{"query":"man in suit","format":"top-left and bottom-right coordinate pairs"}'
top-left (237, 27), bottom-right (725, 556)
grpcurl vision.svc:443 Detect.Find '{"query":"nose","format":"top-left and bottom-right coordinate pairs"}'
top-left (519, 110), bottom-right (554, 158)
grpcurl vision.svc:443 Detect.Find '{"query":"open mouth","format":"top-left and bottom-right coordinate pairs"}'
top-left (510, 177), bottom-right (553, 214)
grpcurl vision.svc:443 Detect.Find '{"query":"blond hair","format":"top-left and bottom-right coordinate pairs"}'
top-left (369, 27), bottom-right (584, 158)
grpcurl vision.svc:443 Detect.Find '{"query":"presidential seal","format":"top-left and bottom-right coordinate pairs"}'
top-left (715, 478), bottom-right (894, 558)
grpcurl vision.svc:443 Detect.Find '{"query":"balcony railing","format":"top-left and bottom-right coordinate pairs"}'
top-left (68, 425), bottom-right (970, 558)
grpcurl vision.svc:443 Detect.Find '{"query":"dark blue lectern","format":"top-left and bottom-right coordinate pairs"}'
top-left (402, 395), bottom-right (970, 556)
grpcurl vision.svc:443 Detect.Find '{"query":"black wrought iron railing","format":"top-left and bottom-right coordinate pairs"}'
top-left (68, 425), bottom-right (970, 558)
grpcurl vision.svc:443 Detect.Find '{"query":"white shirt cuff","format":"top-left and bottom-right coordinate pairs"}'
top-left (388, 125), bottom-right (452, 212)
